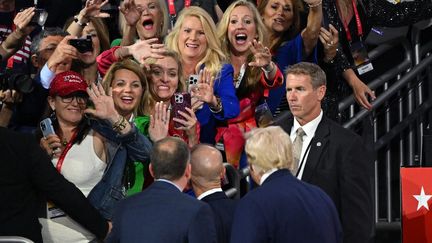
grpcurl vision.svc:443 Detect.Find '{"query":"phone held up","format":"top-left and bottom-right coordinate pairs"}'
top-left (69, 35), bottom-right (93, 53)
top-left (187, 74), bottom-right (199, 93)
top-left (40, 118), bottom-right (55, 138)
top-left (170, 92), bottom-right (191, 128)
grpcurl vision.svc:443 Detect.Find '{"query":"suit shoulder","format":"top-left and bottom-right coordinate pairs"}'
top-left (324, 118), bottom-right (363, 143)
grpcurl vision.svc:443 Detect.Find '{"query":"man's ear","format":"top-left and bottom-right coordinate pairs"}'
top-left (184, 163), bottom-right (192, 180)
top-left (149, 163), bottom-right (155, 178)
top-left (317, 85), bottom-right (327, 101)
top-left (220, 166), bottom-right (226, 180)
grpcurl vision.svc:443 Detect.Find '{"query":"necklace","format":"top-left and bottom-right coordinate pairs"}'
top-left (62, 139), bottom-right (68, 147)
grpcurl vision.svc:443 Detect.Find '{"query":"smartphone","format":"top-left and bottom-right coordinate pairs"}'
top-left (187, 74), bottom-right (199, 93)
top-left (29, 8), bottom-right (48, 26)
top-left (69, 36), bottom-right (93, 53)
top-left (171, 92), bottom-right (191, 128)
top-left (255, 102), bottom-right (274, 128)
top-left (40, 118), bottom-right (56, 138)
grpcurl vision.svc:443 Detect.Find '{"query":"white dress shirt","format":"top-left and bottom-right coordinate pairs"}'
top-left (290, 110), bottom-right (323, 179)
top-left (197, 188), bottom-right (223, 200)
top-left (156, 179), bottom-right (182, 192)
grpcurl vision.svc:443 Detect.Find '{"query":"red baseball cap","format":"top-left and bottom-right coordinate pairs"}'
top-left (49, 71), bottom-right (88, 97)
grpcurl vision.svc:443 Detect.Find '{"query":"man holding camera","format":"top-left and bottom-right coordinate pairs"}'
top-left (0, 0), bottom-right (34, 70)
top-left (1, 27), bottom-right (68, 131)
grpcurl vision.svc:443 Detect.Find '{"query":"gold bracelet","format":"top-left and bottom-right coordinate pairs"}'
top-left (209, 96), bottom-right (223, 113)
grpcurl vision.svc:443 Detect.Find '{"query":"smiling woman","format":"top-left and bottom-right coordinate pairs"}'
top-left (165, 6), bottom-right (240, 145)
top-left (101, 59), bottom-right (147, 119)
top-left (37, 71), bottom-right (108, 243)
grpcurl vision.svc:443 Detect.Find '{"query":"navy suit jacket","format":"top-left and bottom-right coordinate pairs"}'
top-left (107, 181), bottom-right (217, 243)
top-left (275, 116), bottom-right (375, 243)
top-left (201, 191), bottom-right (237, 243)
top-left (231, 169), bottom-right (342, 243)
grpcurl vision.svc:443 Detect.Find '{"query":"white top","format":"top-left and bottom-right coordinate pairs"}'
top-left (290, 110), bottom-right (323, 179)
top-left (40, 131), bottom-right (106, 243)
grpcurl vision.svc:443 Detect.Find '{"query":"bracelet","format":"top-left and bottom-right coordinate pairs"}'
top-left (261, 62), bottom-right (274, 74)
top-left (73, 15), bottom-right (89, 28)
top-left (307, 0), bottom-right (322, 8)
top-left (112, 116), bottom-right (127, 132)
top-left (209, 96), bottom-right (223, 113)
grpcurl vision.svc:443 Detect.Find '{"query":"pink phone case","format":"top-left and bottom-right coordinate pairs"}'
top-left (171, 92), bottom-right (192, 128)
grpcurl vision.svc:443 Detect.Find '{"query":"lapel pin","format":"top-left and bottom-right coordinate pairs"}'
top-left (316, 142), bottom-right (322, 147)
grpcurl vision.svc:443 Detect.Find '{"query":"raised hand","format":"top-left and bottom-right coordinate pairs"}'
top-left (149, 101), bottom-right (169, 142)
top-left (173, 107), bottom-right (197, 132)
top-left (319, 24), bottom-right (339, 63)
top-left (40, 134), bottom-right (63, 158)
top-left (248, 39), bottom-right (272, 69)
top-left (85, 83), bottom-right (119, 122)
top-left (128, 38), bottom-right (166, 64)
top-left (191, 68), bottom-right (216, 106)
top-left (46, 36), bottom-right (79, 73)
top-left (173, 107), bottom-right (198, 146)
top-left (119, 0), bottom-right (142, 26)
top-left (14, 7), bottom-right (36, 35)
top-left (81, 0), bottom-right (110, 19)
top-left (345, 71), bottom-right (376, 110)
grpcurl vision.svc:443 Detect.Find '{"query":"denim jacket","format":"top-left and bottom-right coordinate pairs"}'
top-left (87, 119), bottom-right (152, 219)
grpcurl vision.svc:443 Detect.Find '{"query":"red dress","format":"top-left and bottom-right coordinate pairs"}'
top-left (215, 67), bottom-right (283, 168)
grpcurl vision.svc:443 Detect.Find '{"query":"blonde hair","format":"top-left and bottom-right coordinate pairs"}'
top-left (142, 50), bottom-right (186, 115)
top-left (157, 0), bottom-right (170, 38)
top-left (257, 0), bottom-right (301, 51)
top-left (101, 59), bottom-right (148, 116)
top-left (245, 126), bottom-right (293, 172)
top-left (217, 0), bottom-right (269, 90)
top-left (165, 6), bottom-right (226, 79)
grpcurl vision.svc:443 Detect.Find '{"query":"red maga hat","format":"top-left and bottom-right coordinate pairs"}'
top-left (49, 71), bottom-right (88, 97)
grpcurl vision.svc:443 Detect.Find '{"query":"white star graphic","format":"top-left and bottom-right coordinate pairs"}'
top-left (413, 186), bottom-right (432, 211)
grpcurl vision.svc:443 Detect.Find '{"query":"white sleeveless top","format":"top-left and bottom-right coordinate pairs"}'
top-left (40, 130), bottom-right (106, 243)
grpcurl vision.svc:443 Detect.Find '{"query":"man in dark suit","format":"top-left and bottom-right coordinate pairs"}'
top-left (190, 144), bottom-right (237, 243)
top-left (107, 137), bottom-right (217, 243)
top-left (0, 127), bottom-right (110, 243)
top-left (231, 126), bottom-right (342, 243)
top-left (275, 62), bottom-right (375, 243)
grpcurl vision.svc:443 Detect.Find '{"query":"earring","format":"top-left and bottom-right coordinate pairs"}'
top-left (50, 110), bottom-right (57, 121)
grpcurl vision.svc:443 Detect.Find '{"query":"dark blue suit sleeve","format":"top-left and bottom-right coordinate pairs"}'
top-left (230, 198), bottom-right (267, 243)
top-left (188, 204), bottom-right (217, 243)
top-left (105, 200), bottom-right (126, 243)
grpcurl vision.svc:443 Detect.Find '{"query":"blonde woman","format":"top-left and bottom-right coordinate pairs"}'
top-left (215, 0), bottom-right (284, 168)
top-left (165, 6), bottom-right (240, 144)
top-left (257, 0), bottom-right (322, 114)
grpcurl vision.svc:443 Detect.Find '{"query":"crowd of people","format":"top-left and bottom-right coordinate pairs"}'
top-left (1, 0), bottom-right (432, 242)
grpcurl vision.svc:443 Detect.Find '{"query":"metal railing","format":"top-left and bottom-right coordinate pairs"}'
top-left (338, 22), bottom-right (432, 234)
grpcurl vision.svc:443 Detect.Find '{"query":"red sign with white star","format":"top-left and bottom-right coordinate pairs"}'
top-left (401, 167), bottom-right (432, 243)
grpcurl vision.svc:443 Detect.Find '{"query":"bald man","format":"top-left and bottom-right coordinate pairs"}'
top-left (190, 144), bottom-right (237, 243)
